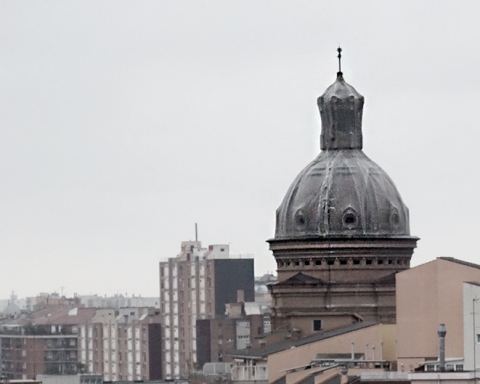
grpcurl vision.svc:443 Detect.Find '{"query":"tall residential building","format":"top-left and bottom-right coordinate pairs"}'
top-left (159, 241), bottom-right (254, 379)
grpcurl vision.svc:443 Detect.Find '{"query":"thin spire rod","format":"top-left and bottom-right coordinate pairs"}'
top-left (337, 47), bottom-right (343, 76)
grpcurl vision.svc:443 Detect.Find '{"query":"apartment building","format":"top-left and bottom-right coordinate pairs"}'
top-left (78, 307), bottom-right (162, 381)
top-left (0, 307), bottom-right (93, 379)
top-left (159, 241), bottom-right (254, 379)
top-left (0, 302), bottom-right (162, 381)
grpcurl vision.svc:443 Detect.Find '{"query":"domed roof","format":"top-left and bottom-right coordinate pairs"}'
top-left (275, 71), bottom-right (410, 239)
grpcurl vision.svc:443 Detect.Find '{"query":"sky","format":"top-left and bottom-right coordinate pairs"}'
top-left (1, 1), bottom-right (480, 299)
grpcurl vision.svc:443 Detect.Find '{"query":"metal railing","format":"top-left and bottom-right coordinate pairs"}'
top-left (231, 365), bottom-right (268, 381)
top-left (360, 371), bottom-right (409, 380)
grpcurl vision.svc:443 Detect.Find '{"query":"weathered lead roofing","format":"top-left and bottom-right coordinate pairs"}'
top-left (275, 72), bottom-right (410, 240)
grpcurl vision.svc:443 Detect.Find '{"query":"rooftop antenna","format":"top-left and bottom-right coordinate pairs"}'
top-left (337, 47), bottom-right (343, 76)
top-left (195, 223), bottom-right (198, 242)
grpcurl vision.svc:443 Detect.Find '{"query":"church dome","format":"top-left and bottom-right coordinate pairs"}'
top-left (275, 71), bottom-right (410, 239)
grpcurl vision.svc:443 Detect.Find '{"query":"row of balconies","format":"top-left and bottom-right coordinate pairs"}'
top-left (45, 343), bottom-right (77, 350)
top-left (44, 357), bottom-right (78, 362)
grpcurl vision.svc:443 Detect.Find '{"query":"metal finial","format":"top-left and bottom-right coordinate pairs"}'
top-left (337, 47), bottom-right (342, 76)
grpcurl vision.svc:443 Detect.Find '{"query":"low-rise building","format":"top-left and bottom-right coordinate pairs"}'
top-left (227, 321), bottom-right (396, 384)
top-left (396, 257), bottom-right (480, 372)
top-left (196, 301), bottom-right (271, 368)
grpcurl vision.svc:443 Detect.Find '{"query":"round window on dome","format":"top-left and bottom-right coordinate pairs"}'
top-left (390, 209), bottom-right (400, 228)
top-left (295, 209), bottom-right (307, 229)
top-left (342, 209), bottom-right (359, 229)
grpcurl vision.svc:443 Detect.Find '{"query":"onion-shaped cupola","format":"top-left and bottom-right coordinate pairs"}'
top-left (275, 51), bottom-right (410, 239)
top-left (318, 71), bottom-right (364, 150)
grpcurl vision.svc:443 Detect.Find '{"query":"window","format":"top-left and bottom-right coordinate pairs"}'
top-left (476, 334), bottom-right (480, 343)
top-left (426, 365), bottom-right (435, 372)
top-left (313, 320), bottom-right (322, 331)
top-left (456, 364), bottom-right (464, 371)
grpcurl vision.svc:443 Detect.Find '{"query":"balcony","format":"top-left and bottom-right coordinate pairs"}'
top-left (231, 365), bottom-right (268, 381)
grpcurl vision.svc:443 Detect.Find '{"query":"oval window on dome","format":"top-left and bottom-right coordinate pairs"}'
top-left (342, 208), bottom-right (359, 230)
top-left (295, 209), bottom-right (307, 229)
top-left (390, 208), bottom-right (400, 228)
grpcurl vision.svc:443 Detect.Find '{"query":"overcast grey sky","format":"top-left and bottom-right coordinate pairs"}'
top-left (1, 1), bottom-right (480, 299)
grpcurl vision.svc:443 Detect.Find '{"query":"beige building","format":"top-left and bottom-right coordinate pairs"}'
top-left (396, 257), bottom-right (480, 371)
top-left (228, 322), bottom-right (397, 383)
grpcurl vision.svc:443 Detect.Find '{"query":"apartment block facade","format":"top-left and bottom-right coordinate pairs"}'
top-left (0, 304), bottom-right (162, 381)
top-left (0, 328), bottom-right (79, 379)
top-left (78, 307), bottom-right (162, 381)
top-left (159, 241), bottom-right (254, 379)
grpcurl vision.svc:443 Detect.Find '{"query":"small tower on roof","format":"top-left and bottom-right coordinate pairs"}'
top-left (268, 49), bottom-right (418, 335)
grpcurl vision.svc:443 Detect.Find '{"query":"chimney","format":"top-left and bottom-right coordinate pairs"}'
top-left (237, 290), bottom-right (245, 303)
top-left (438, 324), bottom-right (447, 372)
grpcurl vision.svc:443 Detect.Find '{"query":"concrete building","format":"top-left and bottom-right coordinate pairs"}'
top-left (267, 60), bottom-right (418, 337)
top-left (159, 241), bottom-right (254, 379)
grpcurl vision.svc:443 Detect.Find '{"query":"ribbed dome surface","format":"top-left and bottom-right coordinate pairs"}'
top-left (275, 149), bottom-right (410, 239)
top-left (275, 73), bottom-right (410, 239)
